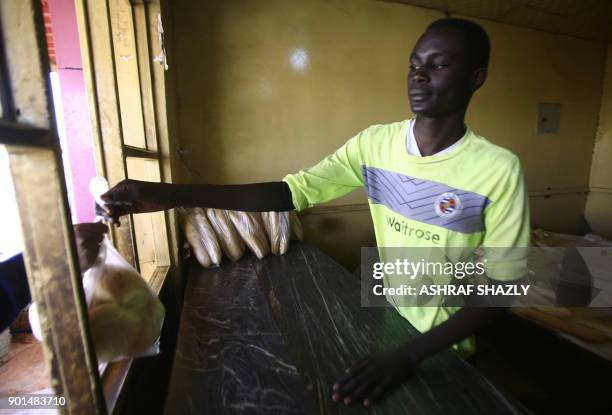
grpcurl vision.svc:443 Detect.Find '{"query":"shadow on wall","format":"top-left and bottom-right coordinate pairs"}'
top-left (172, 2), bottom-right (223, 182)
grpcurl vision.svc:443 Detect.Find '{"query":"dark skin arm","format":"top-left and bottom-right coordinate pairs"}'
top-left (332, 307), bottom-right (505, 407)
top-left (333, 277), bottom-right (521, 407)
top-left (100, 179), bottom-right (295, 222)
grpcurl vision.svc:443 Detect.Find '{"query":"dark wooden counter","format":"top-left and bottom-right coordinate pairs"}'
top-left (165, 242), bottom-right (524, 414)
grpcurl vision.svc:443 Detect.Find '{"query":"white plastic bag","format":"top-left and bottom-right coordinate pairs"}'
top-left (29, 237), bottom-right (165, 364)
top-left (82, 237), bottom-right (165, 363)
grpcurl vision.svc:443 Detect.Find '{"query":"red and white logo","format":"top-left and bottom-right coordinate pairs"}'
top-left (434, 192), bottom-right (461, 218)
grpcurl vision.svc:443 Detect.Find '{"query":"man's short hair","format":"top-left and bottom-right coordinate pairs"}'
top-left (426, 18), bottom-right (490, 69)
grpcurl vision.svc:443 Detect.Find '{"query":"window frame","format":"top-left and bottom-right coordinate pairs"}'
top-left (75, 0), bottom-right (178, 295)
top-left (0, 0), bottom-right (105, 412)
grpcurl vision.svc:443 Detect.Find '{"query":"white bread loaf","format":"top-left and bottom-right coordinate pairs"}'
top-left (206, 208), bottom-right (245, 261)
top-left (192, 208), bottom-right (223, 266)
top-left (228, 211), bottom-right (269, 259)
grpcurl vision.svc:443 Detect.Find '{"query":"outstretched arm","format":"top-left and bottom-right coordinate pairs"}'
top-left (100, 179), bottom-right (295, 221)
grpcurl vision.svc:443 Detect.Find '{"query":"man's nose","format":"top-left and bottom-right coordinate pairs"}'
top-left (411, 71), bottom-right (428, 84)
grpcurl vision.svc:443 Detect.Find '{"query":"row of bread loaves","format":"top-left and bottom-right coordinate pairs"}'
top-left (181, 208), bottom-right (303, 267)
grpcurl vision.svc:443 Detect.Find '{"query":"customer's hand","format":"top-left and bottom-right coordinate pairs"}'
top-left (100, 179), bottom-right (174, 223)
top-left (73, 222), bottom-right (108, 271)
top-left (332, 347), bottom-right (418, 407)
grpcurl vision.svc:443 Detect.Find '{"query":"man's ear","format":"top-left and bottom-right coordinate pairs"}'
top-left (471, 68), bottom-right (487, 92)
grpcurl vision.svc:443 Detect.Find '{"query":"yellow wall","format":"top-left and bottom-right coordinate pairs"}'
top-left (585, 44), bottom-right (612, 239)
top-left (170, 0), bottom-right (606, 269)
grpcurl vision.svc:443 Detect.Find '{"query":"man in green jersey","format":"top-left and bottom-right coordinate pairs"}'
top-left (102, 17), bottom-right (529, 408)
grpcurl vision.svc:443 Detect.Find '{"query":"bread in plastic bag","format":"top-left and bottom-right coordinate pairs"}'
top-left (181, 207), bottom-right (223, 267)
top-left (262, 211), bottom-right (291, 255)
top-left (182, 212), bottom-right (212, 267)
top-left (84, 237), bottom-right (165, 363)
top-left (206, 208), bottom-right (245, 261)
top-left (228, 211), bottom-right (270, 259)
top-left (29, 237), bottom-right (165, 364)
top-left (193, 207), bottom-right (223, 266)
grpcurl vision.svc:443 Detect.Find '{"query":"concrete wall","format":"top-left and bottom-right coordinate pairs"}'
top-left (170, 0), bottom-right (606, 269)
top-left (585, 44), bottom-right (612, 239)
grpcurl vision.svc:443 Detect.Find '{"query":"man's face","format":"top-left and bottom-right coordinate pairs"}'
top-left (408, 28), bottom-right (482, 117)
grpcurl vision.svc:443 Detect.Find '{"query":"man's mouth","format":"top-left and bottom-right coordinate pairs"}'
top-left (409, 91), bottom-right (432, 101)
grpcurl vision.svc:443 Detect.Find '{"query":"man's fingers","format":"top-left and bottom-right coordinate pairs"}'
top-left (347, 377), bottom-right (378, 404)
top-left (363, 381), bottom-right (389, 407)
top-left (339, 369), bottom-right (373, 395)
top-left (332, 368), bottom-right (376, 404)
top-left (108, 204), bottom-right (132, 219)
top-left (333, 361), bottom-right (369, 392)
top-left (104, 200), bottom-right (134, 206)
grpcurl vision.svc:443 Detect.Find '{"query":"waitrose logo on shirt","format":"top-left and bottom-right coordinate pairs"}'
top-left (386, 215), bottom-right (441, 244)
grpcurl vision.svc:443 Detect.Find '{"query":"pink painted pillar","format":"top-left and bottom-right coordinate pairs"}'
top-left (47, 0), bottom-right (97, 223)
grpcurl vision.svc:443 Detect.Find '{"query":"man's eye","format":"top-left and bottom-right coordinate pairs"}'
top-left (431, 64), bottom-right (449, 70)
top-left (409, 63), bottom-right (448, 71)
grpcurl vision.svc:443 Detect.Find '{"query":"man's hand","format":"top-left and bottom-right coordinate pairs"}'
top-left (73, 223), bottom-right (108, 271)
top-left (100, 179), bottom-right (174, 223)
top-left (332, 347), bottom-right (419, 407)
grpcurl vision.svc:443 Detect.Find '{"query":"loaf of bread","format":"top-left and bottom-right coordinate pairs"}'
top-left (206, 208), bottom-right (245, 261)
top-left (192, 208), bottom-right (223, 266)
top-left (228, 211), bottom-right (270, 259)
top-left (183, 212), bottom-right (212, 267)
top-left (86, 257), bottom-right (165, 362)
top-left (278, 212), bottom-right (291, 254)
top-left (181, 208), bottom-right (223, 267)
top-left (29, 239), bottom-right (165, 363)
top-left (262, 211), bottom-right (291, 255)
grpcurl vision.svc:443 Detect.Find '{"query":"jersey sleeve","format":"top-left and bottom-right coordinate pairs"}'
top-left (481, 157), bottom-right (531, 281)
top-left (282, 130), bottom-right (366, 211)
